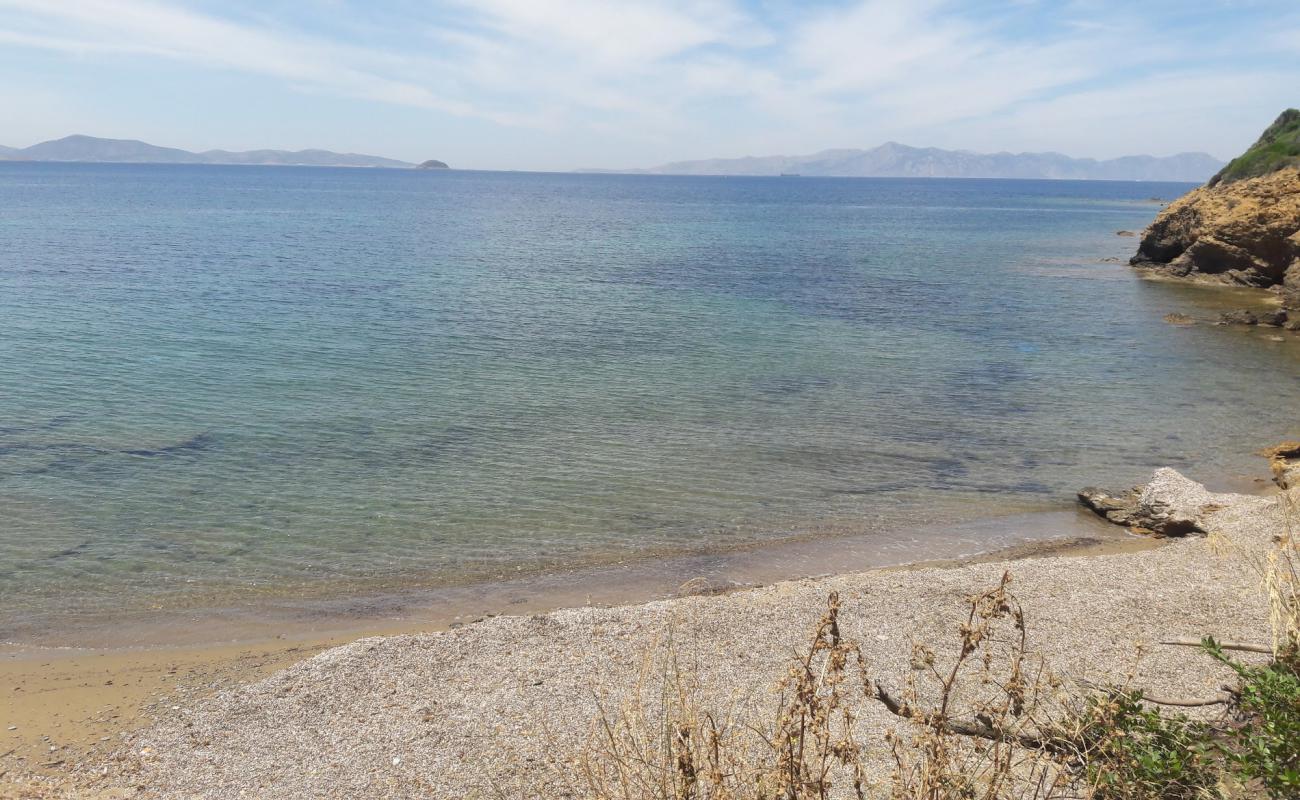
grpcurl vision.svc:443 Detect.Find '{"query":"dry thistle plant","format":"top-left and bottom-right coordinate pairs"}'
top-left (875, 572), bottom-right (1076, 800)
top-left (577, 579), bottom-right (1086, 800)
top-left (764, 591), bottom-right (870, 800)
top-left (576, 552), bottom-right (1298, 800)
top-left (576, 593), bottom-right (872, 800)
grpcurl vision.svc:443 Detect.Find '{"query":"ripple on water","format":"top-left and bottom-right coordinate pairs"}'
top-left (0, 165), bottom-right (1297, 646)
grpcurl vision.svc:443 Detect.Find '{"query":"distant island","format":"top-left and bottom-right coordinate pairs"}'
top-left (587, 142), bottom-right (1224, 182)
top-left (0, 134), bottom-right (447, 169)
top-left (417, 159), bottom-right (449, 170)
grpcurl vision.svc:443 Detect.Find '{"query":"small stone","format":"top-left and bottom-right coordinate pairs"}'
top-left (391, 756), bottom-right (402, 766)
top-left (6, 726), bottom-right (15, 731)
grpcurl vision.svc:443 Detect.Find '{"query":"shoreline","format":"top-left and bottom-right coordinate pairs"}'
top-left (13, 466), bottom-right (1285, 798)
top-left (0, 505), bottom-right (1158, 781)
top-left (10, 450), bottom-right (1277, 655)
top-left (1, 501), bottom-right (1132, 653)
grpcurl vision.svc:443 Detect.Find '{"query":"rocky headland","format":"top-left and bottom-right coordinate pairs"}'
top-left (1131, 109), bottom-right (1300, 328)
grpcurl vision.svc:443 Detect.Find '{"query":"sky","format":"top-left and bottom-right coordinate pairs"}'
top-left (1, 0), bottom-right (1297, 171)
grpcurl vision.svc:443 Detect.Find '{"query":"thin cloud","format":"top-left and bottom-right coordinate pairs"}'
top-left (0, 0), bottom-right (1295, 167)
top-left (0, 0), bottom-right (541, 126)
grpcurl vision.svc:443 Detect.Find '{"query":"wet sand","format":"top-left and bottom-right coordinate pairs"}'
top-left (0, 640), bottom-right (338, 775)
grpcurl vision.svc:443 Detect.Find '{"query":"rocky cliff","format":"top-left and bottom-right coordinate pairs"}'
top-left (1131, 110), bottom-right (1300, 312)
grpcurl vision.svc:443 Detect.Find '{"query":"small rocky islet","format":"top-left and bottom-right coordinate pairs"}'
top-left (1130, 108), bottom-right (1300, 331)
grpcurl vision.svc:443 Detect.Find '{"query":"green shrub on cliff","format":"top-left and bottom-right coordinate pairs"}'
top-left (1210, 108), bottom-right (1300, 185)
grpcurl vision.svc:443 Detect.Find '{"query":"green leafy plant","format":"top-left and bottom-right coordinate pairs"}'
top-left (1068, 689), bottom-right (1218, 800)
top-left (1209, 109), bottom-right (1300, 185)
top-left (1205, 639), bottom-right (1300, 797)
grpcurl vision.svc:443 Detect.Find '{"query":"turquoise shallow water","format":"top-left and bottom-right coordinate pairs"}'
top-left (1, 164), bottom-right (1298, 645)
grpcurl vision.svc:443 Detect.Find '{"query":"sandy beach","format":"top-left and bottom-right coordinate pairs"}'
top-left (6, 467), bottom-right (1290, 798)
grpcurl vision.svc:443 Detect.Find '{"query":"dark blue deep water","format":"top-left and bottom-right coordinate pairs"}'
top-left (2, 163), bottom-right (1298, 644)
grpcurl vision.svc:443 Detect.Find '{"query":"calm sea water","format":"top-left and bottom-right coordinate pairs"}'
top-left (2, 164), bottom-right (1298, 646)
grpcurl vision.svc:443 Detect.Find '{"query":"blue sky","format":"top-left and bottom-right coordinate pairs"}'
top-left (1, 0), bottom-right (1297, 170)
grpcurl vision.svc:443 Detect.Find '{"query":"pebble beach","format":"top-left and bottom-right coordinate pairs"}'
top-left (18, 469), bottom-right (1285, 799)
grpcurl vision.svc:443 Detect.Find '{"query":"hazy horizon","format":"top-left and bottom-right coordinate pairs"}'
top-left (1, 1), bottom-right (1297, 171)
top-left (0, 132), bottom-right (1228, 172)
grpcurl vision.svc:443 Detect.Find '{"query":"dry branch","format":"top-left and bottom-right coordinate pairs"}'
top-left (1159, 637), bottom-right (1273, 653)
top-left (872, 680), bottom-right (1074, 757)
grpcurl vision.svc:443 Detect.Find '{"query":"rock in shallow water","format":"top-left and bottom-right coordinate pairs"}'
top-left (1077, 485), bottom-right (1140, 525)
top-left (1260, 442), bottom-right (1300, 490)
top-left (1218, 309), bottom-right (1260, 326)
top-left (1215, 308), bottom-right (1290, 327)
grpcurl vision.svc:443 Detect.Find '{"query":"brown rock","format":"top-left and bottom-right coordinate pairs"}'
top-left (1284, 253), bottom-right (1300, 310)
top-left (1131, 167), bottom-right (1300, 288)
top-left (1259, 442), bottom-right (1300, 489)
top-left (1162, 312), bottom-right (1195, 326)
top-left (1218, 309), bottom-right (1259, 325)
top-left (1078, 486), bottom-right (1140, 526)
top-left (1259, 308), bottom-right (1288, 326)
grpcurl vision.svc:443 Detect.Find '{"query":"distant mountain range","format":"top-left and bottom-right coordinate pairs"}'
top-left (590, 142), bottom-right (1224, 182)
top-left (1, 135), bottom-right (1224, 180)
top-left (0, 135), bottom-right (419, 168)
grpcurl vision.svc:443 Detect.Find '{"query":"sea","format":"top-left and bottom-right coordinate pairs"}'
top-left (2, 163), bottom-right (1298, 648)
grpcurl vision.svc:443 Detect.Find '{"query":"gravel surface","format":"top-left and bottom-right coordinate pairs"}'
top-left (104, 475), bottom-right (1290, 798)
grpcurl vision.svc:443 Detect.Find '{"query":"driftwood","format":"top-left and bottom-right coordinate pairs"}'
top-left (1140, 693), bottom-right (1230, 707)
top-left (1160, 637), bottom-right (1273, 654)
top-left (1074, 676), bottom-right (1234, 708)
top-left (872, 681), bottom-right (1075, 756)
top-left (875, 677), bottom-right (1230, 760)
